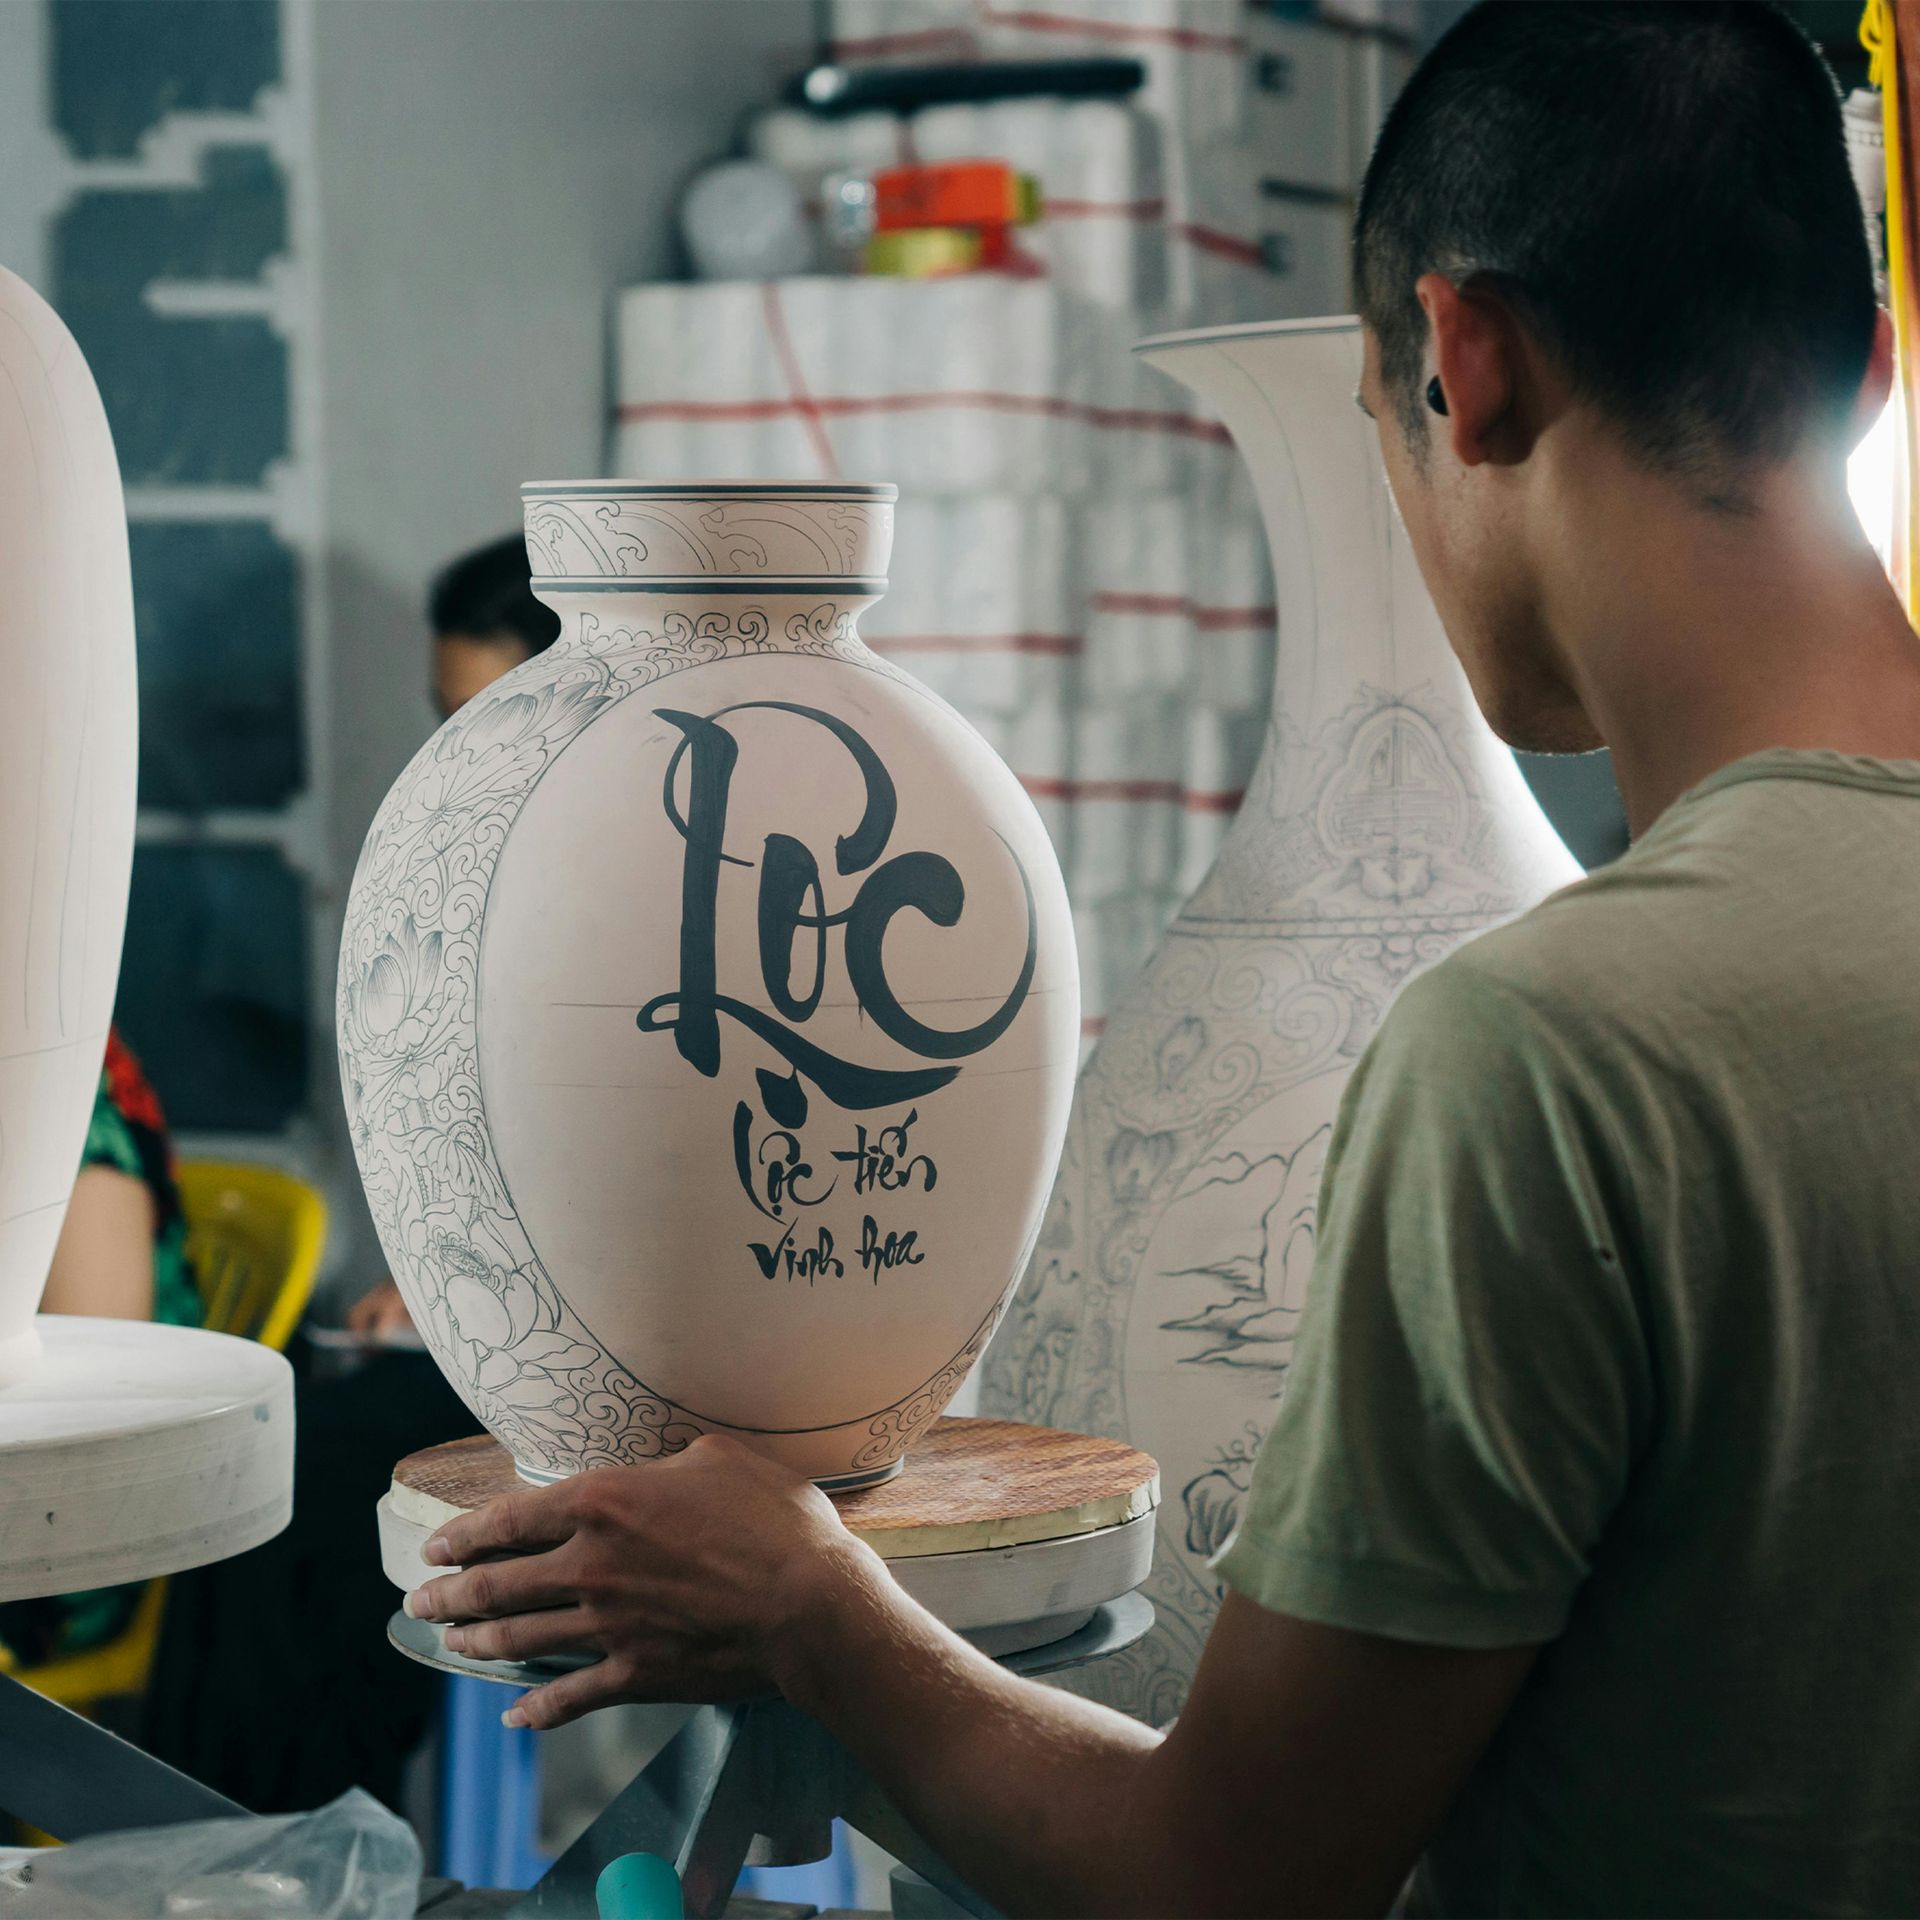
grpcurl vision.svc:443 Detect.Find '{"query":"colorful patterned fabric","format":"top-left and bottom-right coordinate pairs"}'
top-left (0, 1030), bottom-right (200, 1665)
top-left (91, 1029), bottom-right (198, 1332)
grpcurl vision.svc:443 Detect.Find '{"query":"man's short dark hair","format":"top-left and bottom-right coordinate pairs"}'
top-left (1355, 1), bottom-right (1876, 504)
top-left (428, 534), bottom-right (560, 656)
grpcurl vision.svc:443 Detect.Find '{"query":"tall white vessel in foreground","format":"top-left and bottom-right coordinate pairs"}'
top-left (0, 267), bottom-right (139, 1387)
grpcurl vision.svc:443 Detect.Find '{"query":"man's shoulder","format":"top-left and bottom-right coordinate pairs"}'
top-left (1400, 868), bottom-right (1640, 1014)
top-left (1385, 845), bottom-right (1727, 1070)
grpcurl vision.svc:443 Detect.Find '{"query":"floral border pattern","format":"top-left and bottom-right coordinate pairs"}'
top-left (851, 1297), bottom-right (1003, 1469)
top-left (337, 599), bottom-right (940, 1479)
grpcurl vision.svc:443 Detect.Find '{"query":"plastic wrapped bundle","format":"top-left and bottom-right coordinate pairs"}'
top-left (614, 278), bottom-right (1204, 495)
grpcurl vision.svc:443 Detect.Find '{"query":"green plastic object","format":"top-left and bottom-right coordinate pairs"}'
top-left (595, 1850), bottom-right (684, 1920)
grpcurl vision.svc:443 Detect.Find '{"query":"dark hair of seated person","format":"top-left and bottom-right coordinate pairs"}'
top-left (427, 533), bottom-right (560, 655)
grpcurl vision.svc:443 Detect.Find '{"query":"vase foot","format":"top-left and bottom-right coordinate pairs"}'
top-left (506, 1451), bottom-right (909, 1492)
top-left (813, 1457), bottom-right (905, 1494)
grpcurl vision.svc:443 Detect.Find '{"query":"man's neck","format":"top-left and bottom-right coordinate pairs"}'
top-left (1537, 449), bottom-right (1920, 839)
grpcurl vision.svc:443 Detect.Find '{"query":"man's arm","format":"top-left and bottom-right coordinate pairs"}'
top-left (410, 1436), bottom-right (1536, 1917)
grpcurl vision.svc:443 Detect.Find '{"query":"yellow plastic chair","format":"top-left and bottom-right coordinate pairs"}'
top-left (176, 1159), bottom-right (328, 1352)
top-left (2, 1160), bottom-right (327, 1715)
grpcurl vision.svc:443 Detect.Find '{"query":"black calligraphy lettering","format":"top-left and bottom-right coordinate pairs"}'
top-left (750, 1224), bottom-right (843, 1285)
top-left (832, 1107), bottom-right (938, 1195)
top-left (636, 701), bottom-right (1036, 1112)
top-left (858, 1213), bottom-right (923, 1279)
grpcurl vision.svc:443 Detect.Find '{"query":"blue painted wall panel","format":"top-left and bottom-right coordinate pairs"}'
top-left (52, 0), bottom-right (280, 159)
top-left (117, 845), bottom-right (309, 1133)
top-left (53, 148), bottom-right (290, 485)
top-left (130, 522), bottom-right (304, 811)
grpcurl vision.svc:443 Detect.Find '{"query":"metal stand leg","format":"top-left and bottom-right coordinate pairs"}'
top-left (481, 1601), bottom-right (1155, 1920)
top-left (513, 1704), bottom-right (760, 1920)
top-left (506, 1693), bottom-right (997, 1920)
top-left (832, 1748), bottom-right (998, 1920)
top-left (0, 1669), bottom-right (244, 1840)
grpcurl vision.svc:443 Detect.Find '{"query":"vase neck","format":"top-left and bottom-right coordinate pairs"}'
top-left (1137, 326), bottom-right (1576, 920)
top-left (521, 487), bottom-right (896, 611)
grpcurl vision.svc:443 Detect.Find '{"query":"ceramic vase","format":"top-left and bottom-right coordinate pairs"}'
top-left (982, 320), bottom-right (1582, 1720)
top-left (338, 483), bottom-right (1078, 1487)
top-left (0, 268), bottom-right (139, 1388)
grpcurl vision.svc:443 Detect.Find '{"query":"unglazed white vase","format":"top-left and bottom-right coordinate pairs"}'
top-left (339, 483), bottom-right (1078, 1487)
top-left (0, 267), bottom-right (139, 1387)
top-left (982, 320), bottom-right (1582, 1720)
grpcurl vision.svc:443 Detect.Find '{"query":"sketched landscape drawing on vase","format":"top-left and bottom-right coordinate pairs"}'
top-left (983, 320), bottom-right (1580, 1722)
top-left (0, 267), bottom-right (139, 1387)
top-left (339, 485), bottom-right (1079, 1487)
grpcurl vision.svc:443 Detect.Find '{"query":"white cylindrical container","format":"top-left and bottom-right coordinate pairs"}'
top-left (0, 268), bottom-right (139, 1387)
top-left (339, 483), bottom-right (1079, 1488)
top-left (983, 319), bottom-right (1581, 1720)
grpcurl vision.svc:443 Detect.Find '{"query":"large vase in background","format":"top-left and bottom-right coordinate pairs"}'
top-left (0, 267), bottom-right (139, 1387)
top-left (982, 320), bottom-right (1581, 1719)
top-left (339, 483), bottom-right (1078, 1487)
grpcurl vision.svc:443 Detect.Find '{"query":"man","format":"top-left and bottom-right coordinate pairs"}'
top-left (405, 6), bottom-right (1920, 1912)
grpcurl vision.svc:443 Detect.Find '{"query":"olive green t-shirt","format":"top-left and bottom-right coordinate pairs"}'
top-left (1214, 749), bottom-right (1920, 1918)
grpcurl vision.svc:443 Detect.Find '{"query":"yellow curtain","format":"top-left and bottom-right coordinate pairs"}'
top-left (1864, 0), bottom-right (1920, 611)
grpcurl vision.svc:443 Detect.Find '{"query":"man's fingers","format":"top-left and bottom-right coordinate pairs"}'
top-left (426, 1484), bottom-right (578, 1567)
top-left (504, 1660), bottom-right (634, 1731)
top-left (443, 1607), bottom-right (596, 1665)
top-left (408, 1550), bottom-right (577, 1624)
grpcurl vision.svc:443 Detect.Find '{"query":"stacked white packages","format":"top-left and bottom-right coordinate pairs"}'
top-left (751, 99), bottom-right (1174, 312)
top-left (613, 278), bottom-right (1260, 495)
top-left (607, 5), bottom-right (1414, 1030)
top-left (814, 0), bottom-right (1313, 322)
top-left (612, 275), bottom-right (1273, 1034)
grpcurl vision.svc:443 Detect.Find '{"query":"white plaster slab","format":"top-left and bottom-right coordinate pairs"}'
top-left (0, 1316), bottom-right (294, 1601)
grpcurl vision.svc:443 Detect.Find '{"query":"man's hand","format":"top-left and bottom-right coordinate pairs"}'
top-left (346, 1276), bottom-right (416, 1339)
top-left (406, 1434), bottom-right (879, 1728)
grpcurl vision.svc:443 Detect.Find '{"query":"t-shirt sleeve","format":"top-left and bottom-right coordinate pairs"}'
top-left (1212, 956), bottom-right (1653, 1648)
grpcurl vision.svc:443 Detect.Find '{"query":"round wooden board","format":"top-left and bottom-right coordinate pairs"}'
top-left (390, 1416), bottom-right (1159, 1561)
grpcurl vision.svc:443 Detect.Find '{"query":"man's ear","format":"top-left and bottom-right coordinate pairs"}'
top-left (1416, 272), bottom-right (1538, 469)
top-left (1850, 306), bottom-right (1895, 452)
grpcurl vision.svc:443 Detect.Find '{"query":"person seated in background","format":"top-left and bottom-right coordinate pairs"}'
top-left (425, 530), bottom-right (561, 720)
top-left (139, 533), bottom-right (554, 1813)
top-left (0, 1030), bottom-right (198, 1665)
top-left (349, 531), bottom-right (559, 1341)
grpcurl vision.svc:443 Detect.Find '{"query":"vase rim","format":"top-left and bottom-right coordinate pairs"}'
top-left (1134, 314), bottom-right (1359, 355)
top-left (531, 576), bottom-right (889, 594)
top-left (521, 479), bottom-right (898, 500)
